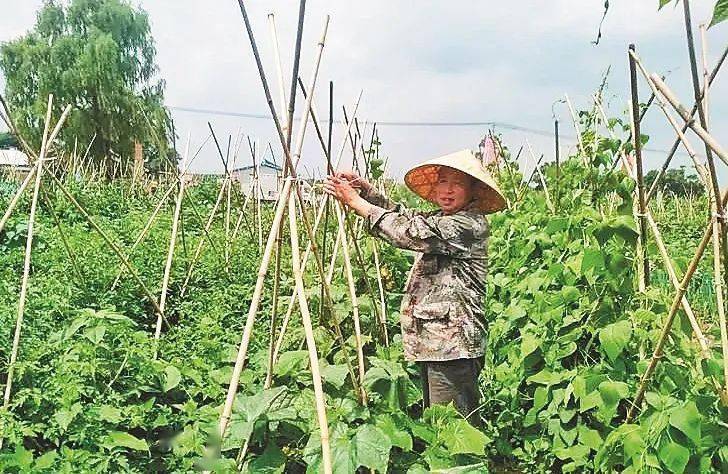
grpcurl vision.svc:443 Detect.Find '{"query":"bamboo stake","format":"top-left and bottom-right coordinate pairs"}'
top-left (650, 75), bottom-right (728, 166)
top-left (218, 7), bottom-right (329, 438)
top-left (41, 190), bottom-right (84, 282)
top-left (333, 203), bottom-right (367, 401)
top-left (371, 238), bottom-right (389, 346)
top-left (627, 189), bottom-right (728, 421)
top-left (564, 93), bottom-right (589, 167)
top-left (286, 190), bottom-right (332, 474)
top-left (629, 45), bottom-right (650, 289)
top-left (153, 135), bottom-right (191, 356)
top-left (699, 23), bottom-right (710, 128)
top-left (269, 93), bottom-right (362, 365)
top-left (3, 97), bottom-right (59, 410)
top-left (525, 140), bottom-right (554, 212)
top-left (645, 44), bottom-right (728, 203)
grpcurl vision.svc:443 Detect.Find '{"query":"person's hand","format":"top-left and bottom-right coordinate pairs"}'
top-left (336, 171), bottom-right (371, 193)
top-left (324, 176), bottom-right (362, 207)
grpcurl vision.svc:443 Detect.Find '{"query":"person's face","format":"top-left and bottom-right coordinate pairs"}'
top-left (433, 167), bottom-right (474, 214)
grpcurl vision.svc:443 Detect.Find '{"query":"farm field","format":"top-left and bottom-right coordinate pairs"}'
top-left (1, 129), bottom-right (727, 472)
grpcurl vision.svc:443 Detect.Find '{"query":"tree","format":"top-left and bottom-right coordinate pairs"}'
top-left (0, 0), bottom-right (174, 176)
top-left (0, 131), bottom-right (19, 149)
top-left (644, 166), bottom-right (705, 198)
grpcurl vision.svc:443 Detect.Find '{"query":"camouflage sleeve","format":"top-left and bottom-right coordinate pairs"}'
top-left (360, 186), bottom-right (397, 210)
top-left (366, 207), bottom-right (481, 256)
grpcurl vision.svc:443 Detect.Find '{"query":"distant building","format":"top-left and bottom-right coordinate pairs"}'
top-left (0, 148), bottom-right (31, 180)
top-left (233, 159), bottom-right (283, 201)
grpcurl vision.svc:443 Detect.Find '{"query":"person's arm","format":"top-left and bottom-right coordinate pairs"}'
top-left (335, 172), bottom-right (398, 210)
top-left (324, 176), bottom-right (480, 256)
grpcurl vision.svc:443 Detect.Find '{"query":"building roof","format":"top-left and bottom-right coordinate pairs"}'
top-left (233, 159), bottom-right (282, 172)
top-left (0, 148), bottom-right (30, 167)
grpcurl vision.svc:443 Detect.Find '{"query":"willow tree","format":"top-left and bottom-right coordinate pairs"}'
top-left (0, 0), bottom-right (174, 176)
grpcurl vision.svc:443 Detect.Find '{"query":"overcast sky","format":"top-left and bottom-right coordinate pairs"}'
top-left (1, 1), bottom-right (726, 179)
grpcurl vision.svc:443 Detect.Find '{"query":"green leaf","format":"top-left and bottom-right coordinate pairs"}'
top-left (54, 403), bottom-right (82, 432)
top-left (597, 381), bottom-right (629, 423)
top-left (320, 364), bottom-right (349, 389)
top-left (599, 320), bottom-right (632, 361)
top-left (658, 441), bottom-right (690, 473)
top-left (375, 414), bottom-right (413, 451)
top-left (242, 443), bottom-right (286, 474)
top-left (659, 0), bottom-right (674, 10)
top-left (98, 405), bottom-right (122, 424)
top-left (275, 350), bottom-right (309, 378)
top-left (225, 386), bottom-right (287, 451)
top-left (354, 424), bottom-right (392, 473)
top-left (520, 332), bottom-right (540, 359)
top-left (710, 0), bottom-right (728, 26)
top-left (163, 365), bottom-right (182, 392)
top-left (34, 451), bottom-right (57, 470)
top-left (104, 431), bottom-right (149, 451)
top-left (669, 401), bottom-right (701, 445)
top-left (440, 419), bottom-right (491, 455)
top-left (578, 425), bottom-right (603, 451)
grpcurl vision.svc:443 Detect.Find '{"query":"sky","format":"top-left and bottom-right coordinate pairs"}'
top-left (0, 1), bottom-right (726, 180)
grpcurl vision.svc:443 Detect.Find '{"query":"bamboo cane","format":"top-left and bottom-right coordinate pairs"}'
top-left (627, 189), bottom-right (728, 421)
top-left (286, 190), bottom-right (332, 474)
top-left (41, 190), bottom-right (84, 282)
top-left (153, 135), bottom-right (191, 356)
top-left (629, 45), bottom-right (650, 289)
top-left (3, 97), bottom-right (59, 410)
top-left (650, 75), bottom-right (728, 166)
top-left (371, 238), bottom-right (389, 346)
top-left (269, 93), bottom-right (362, 364)
top-left (525, 140), bottom-right (554, 212)
top-left (699, 23), bottom-right (710, 128)
top-left (218, 8), bottom-right (330, 438)
top-left (645, 45), bottom-right (728, 202)
top-left (564, 93), bottom-right (588, 167)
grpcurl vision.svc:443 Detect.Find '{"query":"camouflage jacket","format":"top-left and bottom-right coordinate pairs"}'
top-left (362, 187), bottom-right (489, 362)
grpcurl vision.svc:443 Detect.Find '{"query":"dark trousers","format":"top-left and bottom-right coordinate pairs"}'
top-left (420, 357), bottom-right (483, 425)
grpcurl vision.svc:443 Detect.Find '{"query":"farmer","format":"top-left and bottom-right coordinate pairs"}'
top-left (324, 149), bottom-right (506, 424)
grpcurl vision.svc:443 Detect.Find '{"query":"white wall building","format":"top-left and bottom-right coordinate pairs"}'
top-left (233, 160), bottom-right (282, 201)
top-left (0, 148), bottom-right (31, 179)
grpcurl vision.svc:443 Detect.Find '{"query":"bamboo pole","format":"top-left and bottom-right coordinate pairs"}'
top-left (153, 135), bottom-right (191, 356)
top-left (629, 45), bottom-right (650, 289)
top-left (371, 238), bottom-right (389, 346)
top-left (3, 97), bottom-right (60, 409)
top-left (269, 93), bottom-right (362, 365)
top-left (645, 44), bottom-right (728, 203)
top-left (525, 140), bottom-right (554, 212)
top-left (218, 7), bottom-right (329, 438)
top-left (286, 190), bottom-right (332, 474)
top-left (627, 189), bottom-right (728, 421)
top-left (564, 93), bottom-right (589, 167)
top-left (650, 75), bottom-right (728, 166)
top-left (334, 203), bottom-right (367, 402)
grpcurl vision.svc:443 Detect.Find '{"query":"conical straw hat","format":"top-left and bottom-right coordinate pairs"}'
top-left (404, 149), bottom-right (507, 213)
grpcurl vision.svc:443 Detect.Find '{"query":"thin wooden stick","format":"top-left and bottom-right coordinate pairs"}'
top-left (371, 238), bottom-right (389, 346)
top-left (650, 75), bottom-right (728, 166)
top-left (564, 93), bottom-right (588, 167)
top-left (645, 44), bottom-right (728, 203)
top-left (525, 140), bottom-right (554, 212)
top-left (629, 45), bottom-right (650, 289)
top-left (3, 96), bottom-right (58, 409)
top-left (286, 190), bottom-right (332, 474)
top-left (153, 135), bottom-right (191, 356)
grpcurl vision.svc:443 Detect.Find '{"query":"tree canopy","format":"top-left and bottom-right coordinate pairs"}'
top-left (0, 0), bottom-right (174, 176)
top-left (645, 166), bottom-right (705, 198)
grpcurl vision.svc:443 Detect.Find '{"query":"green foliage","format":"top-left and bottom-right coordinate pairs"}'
top-left (711, 0), bottom-right (728, 26)
top-left (0, 131), bottom-right (19, 149)
top-left (0, 0), bottom-right (173, 176)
